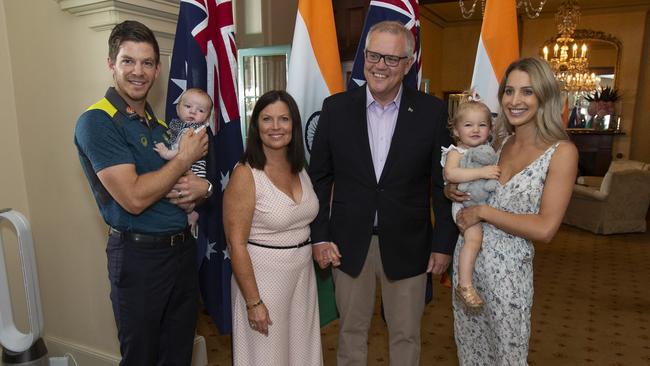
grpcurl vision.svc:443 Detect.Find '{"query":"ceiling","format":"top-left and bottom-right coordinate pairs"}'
top-left (421, 0), bottom-right (650, 24)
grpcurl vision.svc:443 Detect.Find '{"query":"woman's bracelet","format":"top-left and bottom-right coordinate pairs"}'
top-left (246, 298), bottom-right (263, 310)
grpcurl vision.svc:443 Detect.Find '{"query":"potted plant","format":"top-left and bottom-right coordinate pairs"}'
top-left (585, 87), bottom-right (620, 130)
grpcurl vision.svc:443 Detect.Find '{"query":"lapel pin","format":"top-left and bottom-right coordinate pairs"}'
top-left (408, 106), bottom-right (414, 112)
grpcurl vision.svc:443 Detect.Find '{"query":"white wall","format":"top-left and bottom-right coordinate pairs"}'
top-left (3, 0), bottom-right (123, 358)
top-left (0, 0), bottom-right (31, 334)
top-left (1, 0), bottom-right (176, 361)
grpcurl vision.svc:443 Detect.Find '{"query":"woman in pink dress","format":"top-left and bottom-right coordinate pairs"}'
top-left (223, 90), bottom-right (322, 365)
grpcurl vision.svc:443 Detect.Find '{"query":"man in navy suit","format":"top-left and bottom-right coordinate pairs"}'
top-left (309, 21), bottom-right (458, 365)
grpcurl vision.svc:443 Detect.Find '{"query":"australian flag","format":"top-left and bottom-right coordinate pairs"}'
top-left (166, 0), bottom-right (243, 334)
top-left (347, 0), bottom-right (421, 91)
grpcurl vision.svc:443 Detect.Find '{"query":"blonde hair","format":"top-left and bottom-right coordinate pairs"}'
top-left (177, 88), bottom-right (214, 117)
top-left (494, 57), bottom-right (568, 146)
top-left (448, 93), bottom-right (493, 144)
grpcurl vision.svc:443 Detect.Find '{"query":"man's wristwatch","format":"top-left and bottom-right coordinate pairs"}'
top-left (204, 181), bottom-right (213, 199)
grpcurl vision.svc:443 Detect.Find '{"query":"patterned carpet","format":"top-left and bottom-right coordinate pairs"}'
top-left (198, 224), bottom-right (650, 365)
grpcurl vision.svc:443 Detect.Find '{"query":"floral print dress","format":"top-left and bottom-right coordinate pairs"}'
top-left (453, 138), bottom-right (560, 365)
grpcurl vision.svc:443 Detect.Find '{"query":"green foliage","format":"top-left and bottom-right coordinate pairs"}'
top-left (584, 86), bottom-right (620, 102)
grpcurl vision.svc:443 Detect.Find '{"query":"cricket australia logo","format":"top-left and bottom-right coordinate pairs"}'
top-left (304, 111), bottom-right (320, 153)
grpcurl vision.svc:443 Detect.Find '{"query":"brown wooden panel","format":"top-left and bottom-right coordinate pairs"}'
top-left (568, 132), bottom-right (621, 176)
top-left (333, 0), bottom-right (369, 61)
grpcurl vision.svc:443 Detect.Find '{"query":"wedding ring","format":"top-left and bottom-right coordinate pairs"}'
top-left (178, 191), bottom-right (183, 199)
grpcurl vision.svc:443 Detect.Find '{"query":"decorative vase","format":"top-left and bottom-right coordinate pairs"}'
top-left (605, 113), bottom-right (618, 130)
top-left (593, 115), bottom-right (605, 130)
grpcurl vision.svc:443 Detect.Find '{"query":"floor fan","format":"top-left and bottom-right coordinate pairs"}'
top-left (0, 208), bottom-right (48, 365)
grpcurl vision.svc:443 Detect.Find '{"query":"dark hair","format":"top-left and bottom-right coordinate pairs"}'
top-left (241, 90), bottom-right (305, 173)
top-left (108, 20), bottom-right (160, 64)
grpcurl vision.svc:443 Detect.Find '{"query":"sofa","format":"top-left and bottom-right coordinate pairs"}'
top-left (563, 160), bottom-right (650, 234)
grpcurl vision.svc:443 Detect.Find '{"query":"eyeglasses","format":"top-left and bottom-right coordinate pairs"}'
top-left (364, 50), bottom-right (409, 67)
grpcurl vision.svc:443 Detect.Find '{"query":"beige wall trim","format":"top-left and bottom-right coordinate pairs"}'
top-left (55, 0), bottom-right (179, 40)
top-left (44, 335), bottom-right (208, 366)
top-left (45, 336), bottom-right (120, 366)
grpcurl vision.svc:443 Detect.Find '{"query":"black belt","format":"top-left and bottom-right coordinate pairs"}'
top-left (109, 227), bottom-right (190, 247)
top-left (372, 226), bottom-right (379, 235)
top-left (247, 239), bottom-right (311, 249)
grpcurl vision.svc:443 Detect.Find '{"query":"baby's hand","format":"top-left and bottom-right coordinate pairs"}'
top-left (154, 142), bottom-right (178, 160)
top-left (153, 142), bottom-right (166, 153)
top-left (481, 165), bottom-right (501, 180)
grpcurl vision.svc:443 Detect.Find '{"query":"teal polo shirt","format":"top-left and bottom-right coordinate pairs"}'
top-left (74, 87), bottom-right (187, 234)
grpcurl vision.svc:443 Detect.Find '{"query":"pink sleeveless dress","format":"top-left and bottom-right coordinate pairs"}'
top-left (231, 166), bottom-right (323, 365)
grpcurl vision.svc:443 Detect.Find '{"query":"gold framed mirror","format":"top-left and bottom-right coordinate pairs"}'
top-left (543, 29), bottom-right (622, 90)
top-left (573, 29), bottom-right (621, 89)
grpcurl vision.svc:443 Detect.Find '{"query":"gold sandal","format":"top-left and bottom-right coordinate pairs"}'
top-left (455, 285), bottom-right (484, 311)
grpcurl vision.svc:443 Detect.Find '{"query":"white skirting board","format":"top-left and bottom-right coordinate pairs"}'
top-left (44, 335), bottom-right (208, 366)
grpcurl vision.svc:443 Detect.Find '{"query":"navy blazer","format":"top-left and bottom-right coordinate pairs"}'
top-left (308, 85), bottom-right (458, 280)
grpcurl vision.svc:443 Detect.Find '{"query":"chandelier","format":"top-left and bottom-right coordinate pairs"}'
top-left (542, 0), bottom-right (599, 92)
top-left (459, 0), bottom-right (546, 19)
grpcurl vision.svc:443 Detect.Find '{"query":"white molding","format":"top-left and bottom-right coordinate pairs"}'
top-left (44, 335), bottom-right (208, 366)
top-left (44, 336), bottom-right (120, 366)
top-left (55, 0), bottom-right (179, 39)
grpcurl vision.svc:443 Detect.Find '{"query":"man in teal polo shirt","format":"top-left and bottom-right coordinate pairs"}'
top-left (74, 20), bottom-right (210, 365)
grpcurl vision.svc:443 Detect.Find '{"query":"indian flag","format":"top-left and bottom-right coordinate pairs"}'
top-left (286, 0), bottom-right (342, 327)
top-left (471, 0), bottom-right (519, 113)
top-left (286, 0), bottom-right (343, 163)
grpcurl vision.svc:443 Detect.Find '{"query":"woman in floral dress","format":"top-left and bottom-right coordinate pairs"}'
top-left (449, 57), bottom-right (578, 365)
